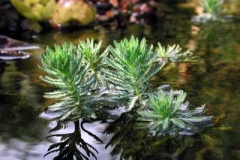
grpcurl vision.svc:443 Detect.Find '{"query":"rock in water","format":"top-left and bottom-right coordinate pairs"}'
top-left (51, 0), bottom-right (96, 27)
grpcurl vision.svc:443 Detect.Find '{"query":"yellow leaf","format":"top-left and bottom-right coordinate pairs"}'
top-left (32, 3), bottom-right (44, 20)
top-left (39, 0), bottom-right (49, 5)
top-left (11, 0), bottom-right (37, 20)
top-left (42, 0), bottom-right (56, 20)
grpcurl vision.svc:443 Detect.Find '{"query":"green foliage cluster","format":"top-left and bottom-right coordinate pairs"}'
top-left (77, 39), bottom-right (107, 86)
top-left (40, 43), bottom-right (96, 121)
top-left (39, 36), bottom-right (215, 159)
top-left (155, 43), bottom-right (195, 62)
top-left (104, 37), bottom-right (165, 110)
top-left (192, 0), bottom-right (225, 22)
top-left (138, 89), bottom-right (213, 136)
top-left (200, 0), bottom-right (224, 15)
top-left (39, 35), bottom-right (212, 134)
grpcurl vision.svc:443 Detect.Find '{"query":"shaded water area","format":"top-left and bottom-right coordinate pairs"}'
top-left (1, 3), bottom-right (240, 160)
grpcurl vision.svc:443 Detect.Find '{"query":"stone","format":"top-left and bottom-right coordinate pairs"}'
top-left (51, 0), bottom-right (96, 27)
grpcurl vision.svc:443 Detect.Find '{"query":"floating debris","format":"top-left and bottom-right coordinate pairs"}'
top-left (0, 35), bottom-right (39, 60)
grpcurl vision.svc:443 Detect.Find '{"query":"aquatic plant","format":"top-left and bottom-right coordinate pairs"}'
top-left (155, 43), bottom-right (194, 62)
top-left (39, 43), bottom-right (96, 121)
top-left (200, 0), bottom-right (224, 15)
top-left (39, 36), bottom-right (214, 159)
top-left (137, 89), bottom-right (213, 136)
top-left (104, 36), bottom-right (165, 110)
top-left (39, 36), bottom-right (212, 127)
top-left (77, 39), bottom-right (107, 86)
top-left (192, 0), bottom-right (224, 22)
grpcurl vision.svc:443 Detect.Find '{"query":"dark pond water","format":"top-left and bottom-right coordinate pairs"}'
top-left (1, 3), bottom-right (240, 160)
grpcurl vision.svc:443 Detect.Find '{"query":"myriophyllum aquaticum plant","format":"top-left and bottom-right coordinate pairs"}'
top-left (39, 36), bottom-right (215, 160)
top-left (39, 35), bottom-right (213, 141)
top-left (192, 0), bottom-right (224, 22)
top-left (200, 0), bottom-right (224, 16)
top-left (137, 89), bottom-right (213, 136)
top-left (104, 36), bottom-right (166, 111)
top-left (77, 39), bottom-right (108, 87)
top-left (155, 43), bottom-right (194, 62)
top-left (39, 42), bottom-right (97, 121)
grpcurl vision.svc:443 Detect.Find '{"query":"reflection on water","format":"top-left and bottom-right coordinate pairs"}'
top-left (1, 4), bottom-right (240, 160)
top-left (0, 58), bottom-right (50, 159)
top-left (45, 120), bottom-right (115, 160)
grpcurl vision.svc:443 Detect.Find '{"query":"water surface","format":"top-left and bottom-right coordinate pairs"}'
top-left (1, 5), bottom-right (240, 160)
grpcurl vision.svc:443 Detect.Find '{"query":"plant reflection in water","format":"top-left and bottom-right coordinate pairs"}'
top-left (106, 112), bottom-right (226, 160)
top-left (44, 111), bottom-right (226, 160)
top-left (104, 112), bottom-right (171, 160)
top-left (45, 120), bottom-right (103, 160)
